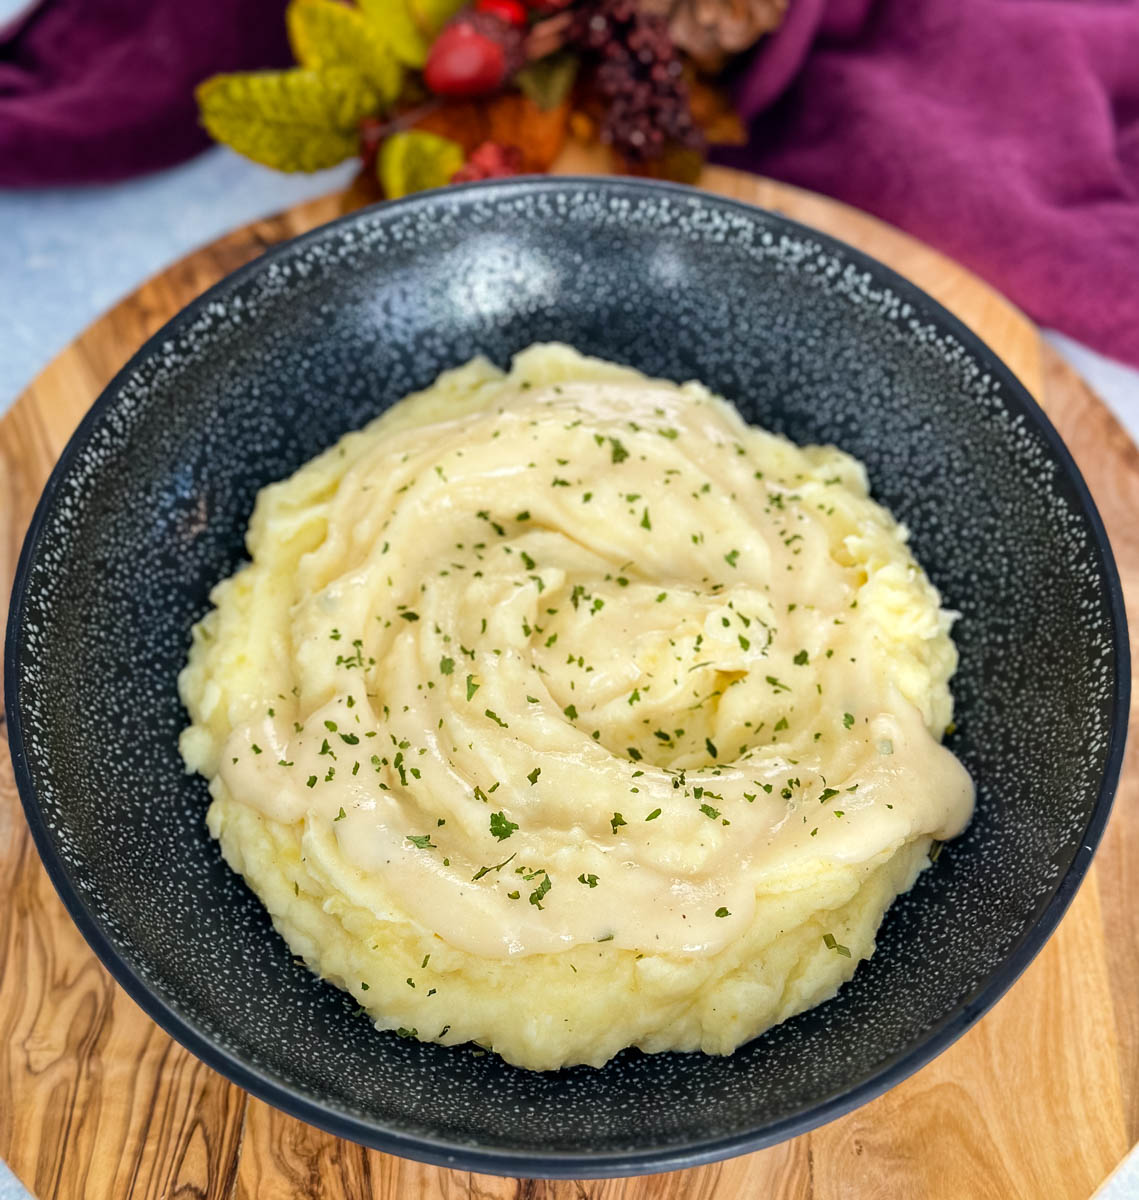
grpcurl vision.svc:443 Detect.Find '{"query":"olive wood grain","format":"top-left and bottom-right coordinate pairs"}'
top-left (2, 160), bottom-right (1136, 1200)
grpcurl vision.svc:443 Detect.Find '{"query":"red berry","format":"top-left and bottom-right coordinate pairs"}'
top-left (451, 140), bottom-right (524, 182)
top-left (475, 0), bottom-right (528, 26)
top-left (424, 22), bottom-right (508, 97)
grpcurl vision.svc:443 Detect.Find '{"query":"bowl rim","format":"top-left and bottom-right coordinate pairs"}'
top-left (4, 174), bottom-right (1131, 1179)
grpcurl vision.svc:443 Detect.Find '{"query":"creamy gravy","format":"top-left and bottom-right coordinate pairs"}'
top-left (215, 373), bottom-right (973, 959)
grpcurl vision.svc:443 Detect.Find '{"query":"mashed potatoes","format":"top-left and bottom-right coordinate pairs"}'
top-left (179, 344), bottom-right (973, 1070)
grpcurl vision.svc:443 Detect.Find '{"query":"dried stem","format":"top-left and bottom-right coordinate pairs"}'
top-left (525, 12), bottom-right (576, 60)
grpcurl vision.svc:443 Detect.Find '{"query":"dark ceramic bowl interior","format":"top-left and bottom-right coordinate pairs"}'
top-left (6, 178), bottom-right (1129, 1178)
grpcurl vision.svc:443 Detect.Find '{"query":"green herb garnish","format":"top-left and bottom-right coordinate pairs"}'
top-left (489, 811), bottom-right (518, 841)
top-left (823, 933), bottom-right (851, 957)
top-left (528, 872), bottom-right (552, 909)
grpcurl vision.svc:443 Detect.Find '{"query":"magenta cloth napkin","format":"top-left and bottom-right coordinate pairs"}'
top-left (716, 0), bottom-right (1139, 368)
top-left (0, 0), bottom-right (290, 186)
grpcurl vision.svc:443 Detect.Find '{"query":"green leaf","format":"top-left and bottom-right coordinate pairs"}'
top-left (196, 68), bottom-right (379, 172)
top-left (514, 52), bottom-right (580, 112)
top-left (378, 130), bottom-right (465, 199)
top-left (357, 0), bottom-right (430, 68)
top-left (287, 0), bottom-right (402, 102)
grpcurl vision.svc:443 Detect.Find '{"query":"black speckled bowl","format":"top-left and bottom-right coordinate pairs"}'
top-left (6, 178), bottom-right (1129, 1178)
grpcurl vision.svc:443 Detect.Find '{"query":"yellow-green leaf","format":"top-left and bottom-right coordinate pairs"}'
top-left (356, 0), bottom-right (430, 68)
top-left (196, 68), bottom-right (378, 172)
top-left (378, 130), bottom-right (465, 198)
top-left (287, 0), bottom-right (403, 103)
top-left (407, 0), bottom-right (467, 40)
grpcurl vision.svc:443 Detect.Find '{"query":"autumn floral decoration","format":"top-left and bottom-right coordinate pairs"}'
top-left (196, 0), bottom-right (787, 200)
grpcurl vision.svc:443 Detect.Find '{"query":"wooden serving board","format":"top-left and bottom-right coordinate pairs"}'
top-left (1, 164), bottom-right (1137, 1200)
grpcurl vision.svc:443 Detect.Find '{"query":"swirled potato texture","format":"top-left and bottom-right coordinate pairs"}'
top-left (179, 345), bottom-right (973, 1070)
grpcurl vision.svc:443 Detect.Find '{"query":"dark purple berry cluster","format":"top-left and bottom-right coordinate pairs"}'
top-left (574, 0), bottom-right (703, 163)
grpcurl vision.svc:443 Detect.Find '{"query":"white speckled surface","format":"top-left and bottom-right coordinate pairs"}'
top-left (0, 147), bottom-right (356, 404)
top-left (1095, 1143), bottom-right (1139, 1199)
top-left (0, 1159), bottom-right (30, 1200)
